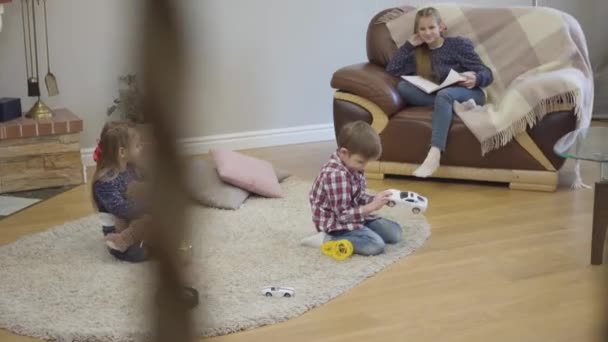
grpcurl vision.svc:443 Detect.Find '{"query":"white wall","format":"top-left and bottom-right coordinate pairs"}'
top-left (178, 0), bottom-right (388, 139)
top-left (2, 0), bottom-right (562, 153)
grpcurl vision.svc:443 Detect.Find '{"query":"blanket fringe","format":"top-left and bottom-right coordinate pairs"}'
top-left (480, 89), bottom-right (591, 190)
top-left (480, 89), bottom-right (582, 155)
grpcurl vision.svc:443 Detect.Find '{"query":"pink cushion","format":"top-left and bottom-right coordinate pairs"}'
top-left (210, 148), bottom-right (283, 198)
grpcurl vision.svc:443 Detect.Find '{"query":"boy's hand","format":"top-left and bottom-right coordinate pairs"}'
top-left (379, 190), bottom-right (394, 196)
top-left (362, 191), bottom-right (392, 216)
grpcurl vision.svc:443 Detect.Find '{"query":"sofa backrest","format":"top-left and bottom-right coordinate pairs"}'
top-left (366, 7), bottom-right (416, 67)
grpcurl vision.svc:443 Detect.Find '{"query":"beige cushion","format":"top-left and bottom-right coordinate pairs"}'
top-left (275, 167), bottom-right (291, 182)
top-left (210, 148), bottom-right (283, 198)
top-left (187, 159), bottom-right (292, 210)
top-left (187, 159), bottom-right (250, 210)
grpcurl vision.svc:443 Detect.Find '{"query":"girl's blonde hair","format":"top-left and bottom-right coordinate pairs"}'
top-left (92, 121), bottom-right (138, 186)
top-left (414, 7), bottom-right (444, 82)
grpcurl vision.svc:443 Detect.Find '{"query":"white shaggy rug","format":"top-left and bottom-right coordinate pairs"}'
top-left (0, 178), bottom-right (430, 341)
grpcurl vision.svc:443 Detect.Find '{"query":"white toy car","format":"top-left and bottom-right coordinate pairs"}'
top-left (386, 189), bottom-right (428, 214)
top-left (261, 286), bottom-right (295, 298)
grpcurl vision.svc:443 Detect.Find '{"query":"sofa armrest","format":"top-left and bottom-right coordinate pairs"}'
top-left (331, 63), bottom-right (403, 116)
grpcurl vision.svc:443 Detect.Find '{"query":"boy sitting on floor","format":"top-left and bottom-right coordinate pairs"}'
top-left (309, 121), bottom-right (402, 256)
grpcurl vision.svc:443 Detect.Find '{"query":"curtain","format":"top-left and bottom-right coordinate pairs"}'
top-left (540, 0), bottom-right (608, 118)
top-left (0, 4), bottom-right (4, 33)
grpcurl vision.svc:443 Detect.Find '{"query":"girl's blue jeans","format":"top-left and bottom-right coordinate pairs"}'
top-left (396, 81), bottom-right (486, 151)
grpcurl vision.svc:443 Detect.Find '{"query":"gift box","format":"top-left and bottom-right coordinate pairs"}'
top-left (0, 98), bottom-right (22, 122)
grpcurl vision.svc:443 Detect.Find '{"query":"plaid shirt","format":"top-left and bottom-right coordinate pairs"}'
top-left (309, 153), bottom-right (375, 233)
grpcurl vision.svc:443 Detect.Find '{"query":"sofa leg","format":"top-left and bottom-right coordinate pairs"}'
top-left (365, 172), bottom-right (385, 180)
top-left (509, 182), bottom-right (557, 192)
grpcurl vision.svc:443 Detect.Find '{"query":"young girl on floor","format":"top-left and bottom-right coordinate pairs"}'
top-left (92, 122), bottom-right (149, 262)
top-left (386, 7), bottom-right (494, 177)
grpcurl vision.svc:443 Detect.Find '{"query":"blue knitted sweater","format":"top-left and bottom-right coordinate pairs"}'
top-left (386, 36), bottom-right (493, 88)
top-left (93, 167), bottom-right (144, 221)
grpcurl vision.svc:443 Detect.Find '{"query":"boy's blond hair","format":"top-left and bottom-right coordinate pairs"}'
top-left (337, 121), bottom-right (382, 160)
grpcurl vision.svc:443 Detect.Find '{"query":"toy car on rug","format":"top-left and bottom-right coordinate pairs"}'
top-left (261, 286), bottom-right (295, 298)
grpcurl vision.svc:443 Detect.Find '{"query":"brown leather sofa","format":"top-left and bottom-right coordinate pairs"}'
top-left (330, 7), bottom-right (577, 192)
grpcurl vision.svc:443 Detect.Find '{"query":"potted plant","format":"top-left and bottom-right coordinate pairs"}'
top-left (107, 74), bottom-right (152, 142)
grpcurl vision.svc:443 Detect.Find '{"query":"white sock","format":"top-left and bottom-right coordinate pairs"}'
top-left (300, 232), bottom-right (328, 248)
top-left (413, 147), bottom-right (441, 178)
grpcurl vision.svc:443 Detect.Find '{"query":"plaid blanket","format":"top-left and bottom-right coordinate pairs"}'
top-left (382, 4), bottom-right (594, 155)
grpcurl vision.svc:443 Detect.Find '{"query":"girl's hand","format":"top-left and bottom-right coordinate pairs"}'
top-left (114, 217), bottom-right (129, 232)
top-left (408, 33), bottom-right (424, 47)
top-left (459, 71), bottom-right (477, 89)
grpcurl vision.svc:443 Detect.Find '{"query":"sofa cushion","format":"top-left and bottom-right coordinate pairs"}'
top-left (376, 107), bottom-right (575, 170)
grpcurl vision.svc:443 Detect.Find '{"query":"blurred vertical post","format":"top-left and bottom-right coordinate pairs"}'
top-left (141, 0), bottom-right (194, 341)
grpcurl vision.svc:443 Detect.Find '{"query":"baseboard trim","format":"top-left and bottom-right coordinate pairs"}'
top-left (81, 123), bottom-right (335, 167)
top-left (593, 113), bottom-right (608, 119)
top-left (81, 147), bottom-right (97, 167)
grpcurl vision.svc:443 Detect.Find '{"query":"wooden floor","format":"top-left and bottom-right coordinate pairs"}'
top-left (1, 140), bottom-right (607, 342)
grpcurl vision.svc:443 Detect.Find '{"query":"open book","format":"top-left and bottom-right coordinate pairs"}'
top-left (402, 69), bottom-right (465, 94)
